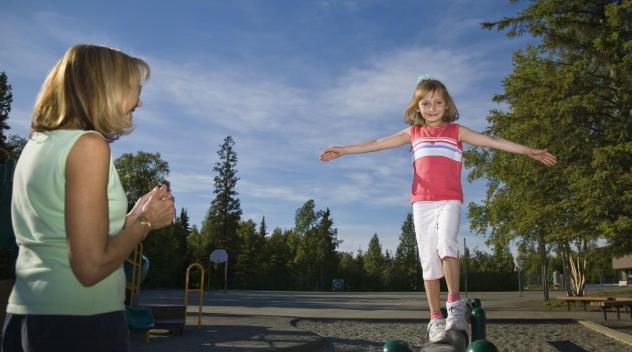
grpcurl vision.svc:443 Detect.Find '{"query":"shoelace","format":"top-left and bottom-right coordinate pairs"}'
top-left (448, 304), bottom-right (463, 318)
top-left (428, 319), bottom-right (445, 332)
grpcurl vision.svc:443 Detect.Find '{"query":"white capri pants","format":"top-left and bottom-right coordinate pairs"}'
top-left (412, 200), bottom-right (461, 280)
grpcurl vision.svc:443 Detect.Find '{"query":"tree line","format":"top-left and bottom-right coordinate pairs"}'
top-left (1, 0), bottom-right (630, 297)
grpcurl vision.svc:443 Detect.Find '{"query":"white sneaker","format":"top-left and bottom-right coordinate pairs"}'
top-left (427, 318), bottom-right (446, 342)
top-left (446, 299), bottom-right (468, 331)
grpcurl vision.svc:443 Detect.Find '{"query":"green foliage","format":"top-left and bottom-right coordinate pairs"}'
top-left (233, 220), bottom-right (259, 288)
top-left (7, 135), bottom-right (26, 160)
top-left (362, 233), bottom-right (386, 290)
top-left (0, 72), bottom-right (12, 153)
top-left (201, 136), bottom-right (241, 275)
top-left (292, 201), bottom-right (342, 290)
top-left (394, 213), bottom-right (422, 290)
top-left (186, 225), bottom-right (208, 264)
top-left (114, 151), bottom-right (170, 211)
top-left (470, 0), bottom-right (631, 298)
top-left (114, 151), bottom-right (185, 288)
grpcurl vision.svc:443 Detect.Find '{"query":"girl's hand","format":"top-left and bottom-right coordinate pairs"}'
top-left (320, 147), bottom-right (344, 162)
top-left (528, 149), bottom-right (557, 167)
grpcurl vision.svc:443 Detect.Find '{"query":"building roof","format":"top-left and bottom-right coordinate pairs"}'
top-left (613, 254), bottom-right (632, 270)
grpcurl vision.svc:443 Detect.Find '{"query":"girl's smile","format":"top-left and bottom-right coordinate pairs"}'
top-left (418, 90), bottom-right (447, 127)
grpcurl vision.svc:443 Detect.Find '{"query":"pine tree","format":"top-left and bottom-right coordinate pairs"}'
top-left (395, 213), bottom-right (421, 290)
top-left (364, 233), bottom-right (385, 290)
top-left (258, 216), bottom-right (267, 238)
top-left (315, 208), bottom-right (341, 289)
top-left (0, 72), bottom-right (13, 155)
top-left (202, 136), bottom-right (242, 283)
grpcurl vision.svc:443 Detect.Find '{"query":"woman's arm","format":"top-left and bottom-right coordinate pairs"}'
top-left (459, 125), bottom-right (557, 166)
top-left (320, 127), bottom-right (411, 161)
top-left (65, 133), bottom-right (175, 286)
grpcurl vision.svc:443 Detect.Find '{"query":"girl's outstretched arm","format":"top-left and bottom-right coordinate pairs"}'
top-left (459, 125), bottom-right (557, 166)
top-left (320, 127), bottom-right (410, 162)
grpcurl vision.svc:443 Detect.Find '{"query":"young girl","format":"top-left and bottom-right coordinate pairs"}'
top-left (320, 77), bottom-right (556, 342)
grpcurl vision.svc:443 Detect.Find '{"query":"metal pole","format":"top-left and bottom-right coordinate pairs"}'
top-left (463, 237), bottom-right (468, 298)
top-left (518, 268), bottom-right (522, 296)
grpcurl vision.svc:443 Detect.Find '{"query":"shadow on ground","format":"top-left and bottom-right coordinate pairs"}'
top-left (130, 323), bottom-right (324, 352)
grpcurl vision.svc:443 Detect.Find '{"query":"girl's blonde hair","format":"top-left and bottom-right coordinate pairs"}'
top-left (32, 44), bottom-right (150, 140)
top-left (404, 79), bottom-right (458, 126)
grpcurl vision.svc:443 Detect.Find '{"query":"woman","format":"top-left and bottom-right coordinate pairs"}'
top-left (2, 44), bottom-right (175, 351)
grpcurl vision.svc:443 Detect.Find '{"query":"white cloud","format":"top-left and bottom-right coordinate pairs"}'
top-left (239, 179), bottom-right (312, 203)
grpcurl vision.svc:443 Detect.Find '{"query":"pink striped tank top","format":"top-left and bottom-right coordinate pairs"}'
top-left (409, 123), bottom-right (463, 202)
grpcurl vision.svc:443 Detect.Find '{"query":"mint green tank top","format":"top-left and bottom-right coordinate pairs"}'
top-left (8, 130), bottom-right (128, 315)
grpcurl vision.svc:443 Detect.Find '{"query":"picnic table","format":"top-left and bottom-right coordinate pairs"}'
top-left (558, 296), bottom-right (632, 320)
top-left (557, 296), bottom-right (612, 311)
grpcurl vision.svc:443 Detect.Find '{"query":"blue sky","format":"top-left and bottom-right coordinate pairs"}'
top-left (1, 0), bottom-right (532, 255)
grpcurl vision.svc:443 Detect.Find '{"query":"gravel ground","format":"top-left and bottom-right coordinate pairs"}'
top-left (296, 319), bottom-right (632, 352)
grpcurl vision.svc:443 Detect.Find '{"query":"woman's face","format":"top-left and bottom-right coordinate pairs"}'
top-left (124, 85), bottom-right (142, 121)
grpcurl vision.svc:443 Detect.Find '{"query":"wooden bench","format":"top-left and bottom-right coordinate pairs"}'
top-left (557, 296), bottom-right (613, 312)
top-left (591, 300), bottom-right (632, 321)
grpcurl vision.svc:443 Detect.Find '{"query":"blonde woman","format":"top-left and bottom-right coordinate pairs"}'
top-left (2, 45), bottom-right (175, 351)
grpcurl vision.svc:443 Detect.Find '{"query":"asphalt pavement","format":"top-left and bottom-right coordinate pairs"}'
top-left (129, 289), bottom-right (632, 351)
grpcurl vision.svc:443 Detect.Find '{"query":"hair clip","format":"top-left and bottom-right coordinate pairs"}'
top-left (416, 74), bottom-right (434, 83)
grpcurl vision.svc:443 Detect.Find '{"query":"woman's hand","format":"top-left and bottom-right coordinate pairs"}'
top-left (140, 184), bottom-right (176, 231)
top-left (527, 149), bottom-right (557, 167)
top-left (126, 186), bottom-right (158, 225)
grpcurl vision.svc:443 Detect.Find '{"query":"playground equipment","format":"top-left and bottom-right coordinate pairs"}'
top-left (421, 330), bottom-right (469, 352)
top-left (470, 299), bottom-right (486, 342)
top-left (124, 243), bottom-right (154, 342)
top-left (184, 263), bottom-right (205, 326)
top-left (466, 299), bottom-right (497, 352)
top-left (385, 298), bottom-right (497, 352)
top-left (466, 339), bottom-right (498, 352)
top-left (383, 339), bottom-right (414, 352)
top-left (208, 249), bottom-right (228, 292)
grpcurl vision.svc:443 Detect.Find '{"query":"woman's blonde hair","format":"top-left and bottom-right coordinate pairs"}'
top-left (404, 79), bottom-right (458, 126)
top-left (32, 44), bottom-right (150, 140)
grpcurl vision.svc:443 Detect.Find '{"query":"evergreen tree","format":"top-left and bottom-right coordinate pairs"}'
top-left (234, 220), bottom-right (258, 288)
top-left (7, 135), bottom-right (26, 160)
top-left (258, 216), bottom-right (267, 238)
top-left (0, 72), bottom-right (12, 154)
top-left (201, 136), bottom-right (242, 283)
top-left (292, 200), bottom-right (320, 289)
top-left (314, 208), bottom-right (341, 290)
top-left (172, 208), bottom-right (190, 286)
top-left (364, 233), bottom-right (385, 290)
top-left (259, 227), bottom-right (291, 289)
top-left (186, 225), bottom-right (208, 264)
top-left (179, 208), bottom-right (191, 233)
top-left (395, 213), bottom-right (421, 290)
top-left (469, 0), bottom-right (632, 299)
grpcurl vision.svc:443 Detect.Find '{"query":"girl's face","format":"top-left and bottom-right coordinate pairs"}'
top-left (418, 90), bottom-right (447, 127)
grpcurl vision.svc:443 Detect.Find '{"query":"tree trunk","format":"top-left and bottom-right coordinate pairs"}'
top-left (538, 235), bottom-right (549, 301)
top-left (568, 251), bottom-right (587, 296)
top-left (560, 242), bottom-right (574, 296)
